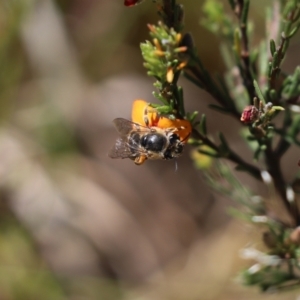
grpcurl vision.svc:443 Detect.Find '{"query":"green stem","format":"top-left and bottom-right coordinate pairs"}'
top-left (263, 141), bottom-right (300, 223)
top-left (192, 129), bottom-right (261, 180)
top-left (186, 64), bottom-right (240, 120)
top-left (234, 0), bottom-right (256, 100)
top-left (275, 109), bottom-right (292, 157)
top-left (161, 0), bottom-right (183, 32)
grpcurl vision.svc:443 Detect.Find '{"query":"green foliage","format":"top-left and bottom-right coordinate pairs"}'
top-left (201, 0), bottom-right (233, 39)
top-left (139, 0), bottom-right (300, 292)
top-left (241, 266), bottom-right (294, 292)
top-left (282, 66), bottom-right (300, 100)
top-left (140, 21), bottom-right (188, 117)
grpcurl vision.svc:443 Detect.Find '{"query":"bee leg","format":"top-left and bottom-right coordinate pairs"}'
top-left (134, 155), bottom-right (147, 165)
top-left (166, 127), bottom-right (178, 134)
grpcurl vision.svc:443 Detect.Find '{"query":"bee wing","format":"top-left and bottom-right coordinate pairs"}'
top-left (109, 118), bottom-right (150, 160)
top-left (109, 137), bottom-right (133, 159)
top-left (109, 136), bottom-right (147, 159)
top-left (113, 118), bottom-right (150, 136)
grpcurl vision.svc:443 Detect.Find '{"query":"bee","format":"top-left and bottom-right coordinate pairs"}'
top-left (109, 100), bottom-right (192, 165)
top-left (124, 0), bottom-right (145, 7)
top-left (109, 118), bottom-right (188, 165)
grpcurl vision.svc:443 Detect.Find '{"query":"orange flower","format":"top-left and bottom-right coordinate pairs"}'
top-left (132, 99), bottom-right (192, 142)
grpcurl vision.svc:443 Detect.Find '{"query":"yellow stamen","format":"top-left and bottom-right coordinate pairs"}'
top-left (154, 50), bottom-right (165, 56)
top-left (147, 24), bottom-right (156, 32)
top-left (176, 61), bottom-right (188, 70)
top-left (153, 38), bottom-right (162, 51)
top-left (166, 68), bottom-right (174, 83)
top-left (175, 46), bottom-right (187, 53)
top-left (175, 33), bottom-right (182, 44)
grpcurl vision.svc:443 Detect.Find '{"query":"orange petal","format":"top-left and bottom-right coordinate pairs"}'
top-left (131, 99), bottom-right (159, 127)
top-left (157, 117), bottom-right (192, 143)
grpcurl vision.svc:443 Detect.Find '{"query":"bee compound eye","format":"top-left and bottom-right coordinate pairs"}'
top-left (169, 133), bottom-right (179, 144)
top-left (165, 144), bottom-right (183, 159)
top-left (175, 143), bottom-right (183, 154)
top-left (163, 149), bottom-right (173, 160)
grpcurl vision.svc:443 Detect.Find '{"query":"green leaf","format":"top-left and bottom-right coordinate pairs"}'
top-left (218, 132), bottom-right (230, 153)
top-left (253, 147), bottom-right (262, 161)
top-left (272, 51), bottom-right (279, 69)
top-left (177, 86), bottom-right (185, 116)
top-left (187, 111), bottom-right (199, 123)
top-left (253, 80), bottom-right (266, 104)
top-left (183, 72), bottom-right (204, 89)
top-left (199, 114), bottom-right (207, 136)
top-left (269, 39), bottom-right (276, 56)
top-left (271, 106), bottom-right (285, 111)
top-left (258, 41), bottom-right (269, 81)
top-left (290, 116), bottom-right (300, 137)
top-left (234, 28), bottom-right (241, 57)
top-left (269, 89), bottom-right (277, 101)
top-left (267, 61), bottom-right (273, 78)
top-left (286, 24), bottom-right (300, 39)
top-left (241, 0), bottom-right (250, 25)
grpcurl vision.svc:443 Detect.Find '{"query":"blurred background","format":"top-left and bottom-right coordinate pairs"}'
top-left (0, 0), bottom-right (300, 299)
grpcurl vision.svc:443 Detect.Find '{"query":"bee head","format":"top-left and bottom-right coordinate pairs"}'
top-left (163, 133), bottom-right (184, 160)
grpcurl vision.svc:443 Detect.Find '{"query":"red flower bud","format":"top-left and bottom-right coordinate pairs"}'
top-left (240, 105), bottom-right (259, 123)
top-left (124, 0), bottom-right (144, 7)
